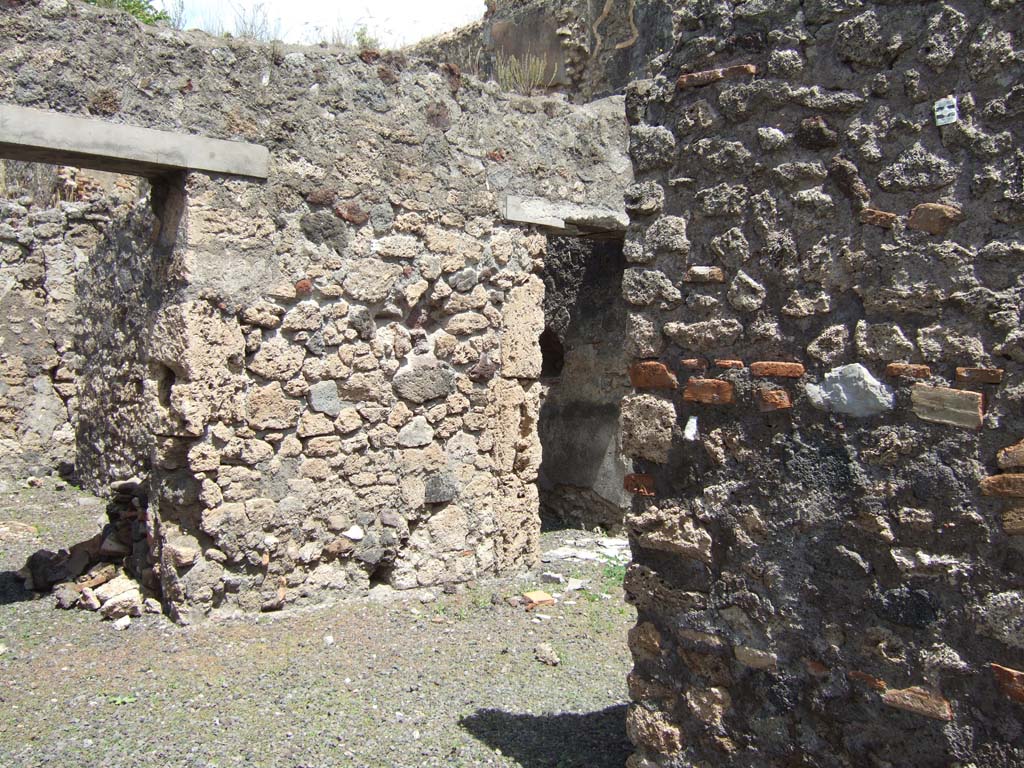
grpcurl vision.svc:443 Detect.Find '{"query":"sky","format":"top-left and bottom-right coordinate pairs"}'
top-left (160, 0), bottom-right (487, 47)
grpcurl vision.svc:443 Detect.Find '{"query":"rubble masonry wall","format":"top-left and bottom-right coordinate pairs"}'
top-left (0, 0), bottom-right (630, 621)
top-left (620, 1), bottom-right (1024, 766)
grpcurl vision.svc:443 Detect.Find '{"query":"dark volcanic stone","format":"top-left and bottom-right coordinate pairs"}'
top-left (876, 586), bottom-right (938, 628)
top-left (796, 116), bottom-right (839, 149)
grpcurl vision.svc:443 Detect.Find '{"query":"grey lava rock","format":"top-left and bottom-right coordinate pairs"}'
top-left (805, 363), bottom-right (894, 417)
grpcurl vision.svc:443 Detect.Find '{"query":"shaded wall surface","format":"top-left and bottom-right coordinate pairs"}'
top-left (0, 176), bottom-right (154, 488)
top-left (538, 235), bottom-right (632, 531)
top-left (0, 0), bottom-right (630, 621)
top-left (619, 0), bottom-right (1024, 766)
top-left (412, 0), bottom-right (676, 102)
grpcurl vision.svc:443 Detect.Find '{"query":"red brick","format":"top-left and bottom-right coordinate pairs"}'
top-left (334, 201), bottom-right (369, 225)
top-left (881, 686), bottom-right (953, 721)
top-left (750, 361), bottom-right (806, 378)
top-left (885, 363), bottom-right (931, 379)
top-left (715, 359), bottom-right (744, 369)
top-left (956, 367), bottom-right (1004, 385)
top-left (681, 357), bottom-right (709, 370)
top-left (676, 63), bottom-right (757, 90)
top-left (294, 278), bottom-right (313, 296)
top-left (907, 203), bottom-right (964, 236)
top-left (981, 474), bottom-right (1024, 498)
top-left (629, 362), bottom-right (679, 390)
top-left (624, 473), bottom-right (656, 497)
top-left (998, 440), bottom-right (1024, 469)
top-left (756, 388), bottom-right (792, 412)
top-left (849, 670), bottom-right (886, 692)
top-left (860, 207), bottom-right (898, 228)
top-left (684, 379), bottom-right (735, 405)
top-left (992, 664), bottom-right (1024, 703)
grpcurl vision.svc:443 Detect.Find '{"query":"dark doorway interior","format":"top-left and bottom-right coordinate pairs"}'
top-left (537, 235), bottom-right (632, 532)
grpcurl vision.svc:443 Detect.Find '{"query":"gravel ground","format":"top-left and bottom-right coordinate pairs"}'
top-left (0, 478), bottom-right (636, 768)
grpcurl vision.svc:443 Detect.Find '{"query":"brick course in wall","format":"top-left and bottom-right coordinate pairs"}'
top-left (619, 0), bottom-right (1024, 765)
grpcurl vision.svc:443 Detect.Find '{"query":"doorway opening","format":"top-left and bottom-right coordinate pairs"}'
top-left (537, 234), bottom-right (632, 533)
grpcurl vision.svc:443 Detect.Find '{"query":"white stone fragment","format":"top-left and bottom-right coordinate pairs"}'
top-left (684, 416), bottom-right (699, 441)
top-left (805, 363), bottom-right (893, 417)
top-left (343, 525), bottom-right (364, 541)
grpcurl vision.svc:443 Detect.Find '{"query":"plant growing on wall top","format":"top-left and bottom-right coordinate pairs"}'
top-left (84, 0), bottom-right (169, 25)
top-left (494, 51), bottom-right (556, 95)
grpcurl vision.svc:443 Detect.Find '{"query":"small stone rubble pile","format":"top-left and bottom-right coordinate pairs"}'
top-left (15, 478), bottom-right (160, 626)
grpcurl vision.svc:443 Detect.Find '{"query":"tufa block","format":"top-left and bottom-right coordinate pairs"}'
top-left (911, 385), bottom-right (983, 429)
top-left (881, 686), bottom-right (953, 721)
top-left (981, 474), bottom-right (1024, 498)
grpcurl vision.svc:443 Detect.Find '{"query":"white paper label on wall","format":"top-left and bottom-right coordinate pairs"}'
top-left (934, 96), bottom-right (958, 126)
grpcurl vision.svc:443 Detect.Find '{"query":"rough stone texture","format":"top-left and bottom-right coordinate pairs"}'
top-left (0, 177), bottom-right (153, 487)
top-left (0, 0), bottom-right (630, 622)
top-left (412, 0), bottom-right (675, 103)
top-left (621, 1), bottom-right (1024, 765)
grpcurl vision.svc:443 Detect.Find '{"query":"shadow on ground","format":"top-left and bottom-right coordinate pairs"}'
top-left (0, 571), bottom-right (35, 605)
top-left (460, 704), bottom-right (632, 768)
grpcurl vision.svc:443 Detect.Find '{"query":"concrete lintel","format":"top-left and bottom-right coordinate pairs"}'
top-left (501, 194), bottom-right (628, 235)
top-left (0, 104), bottom-right (269, 179)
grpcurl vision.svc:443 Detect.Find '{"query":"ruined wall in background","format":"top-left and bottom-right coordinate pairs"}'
top-left (538, 235), bottom-right (633, 531)
top-left (412, 0), bottom-right (676, 103)
top-left (0, 0), bottom-right (630, 621)
top-left (620, 0), bottom-right (1024, 765)
top-left (0, 172), bottom-right (151, 484)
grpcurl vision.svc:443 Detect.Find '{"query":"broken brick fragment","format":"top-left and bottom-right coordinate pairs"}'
top-left (907, 203), bottom-right (964, 236)
top-left (715, 359), bottom-right (744, 369)
top-left (676, 63), bottom-right (756, 90)
top-left (955, 367), bottom-right (1003, 385)
top-left (860, 207), bottom-right (898, 228)
top-left (848, 670), bottom-right (887, 691)
top-left (629, 362), bottom-right (679, 390)
top-left (885, 363), bottom-right (931, 379)
top-left (294, 278), bottom-right (313, 296)
top-left (750, 361), bottom-right (805, 378)
top-left (683, 379), bottom-right (735, 404)
top-left (756, 388), bottom-right (792, 412)
top-left (624, 473), bottom-right (656, 497)
top-left (334, 201), bottom-right (370, 225)
top-left (681, 357), bottom-right (709, 370)
top-left (991, 663), bottom-right (1024, 703)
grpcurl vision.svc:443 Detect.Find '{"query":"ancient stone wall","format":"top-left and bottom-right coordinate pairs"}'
top-left (412, 0), bottom-right (676, 103)
top-left (620, 1), bottom-right (1024, 765)
top-left (0, 174), bottom-right (151, 485)
top-left (0, 0), bottom-right (629, 621)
